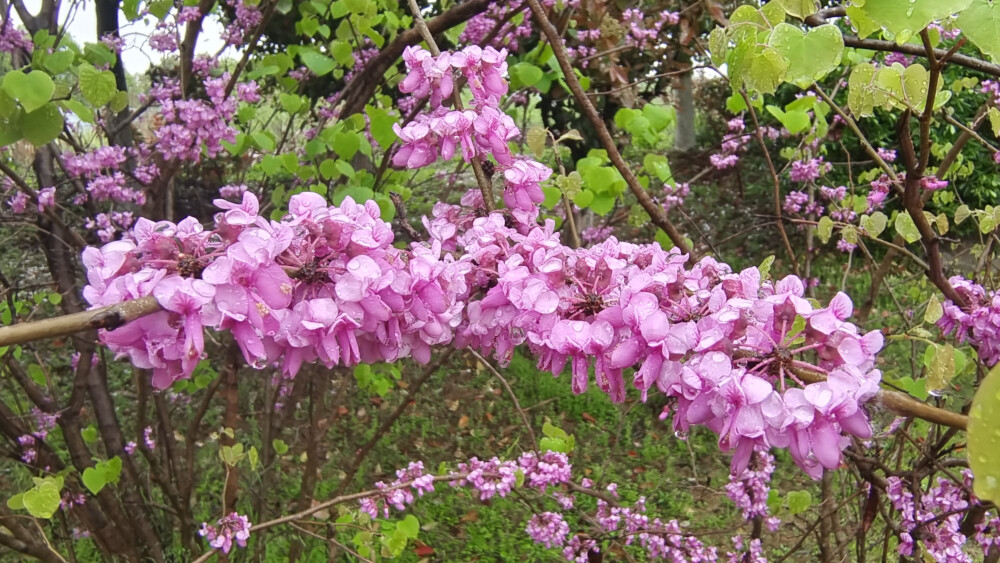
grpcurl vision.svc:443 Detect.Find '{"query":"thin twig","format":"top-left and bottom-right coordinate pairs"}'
top-left (467, 348), bottom-right (539, 451)
top-left (524, 0), bottom-right (691, 255)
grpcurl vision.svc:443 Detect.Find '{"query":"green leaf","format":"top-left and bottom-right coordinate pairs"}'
top-left (955, 204), bottom-right (971, 225)
top-left (333, 131), bottom-right (360, 160)
top-left (709, 27), bottom-right (728, 67)
top-left (78, 64), bottom-right (117, 107)
top-left (81, 424), bottom-right (98, 443)
top-left (573, 189), bottom-right (594, 208)
top-left (643, 154), bottom-right (673, 183)
top-left (778, 0), bottom-right (818, 19)
top-left (510, 62), bottom-right (544, 88)
top-left (817, 216), bottom-right (834, 244)
top-left (743, 46), bottom-right (787, 94)
top-left (104, 456), bottom-right (122, 485)
top-left (989, 108), bottom-right (1000, 137)
top-left (767, 23), bottom-right (844, 88)
top-left (82, 467), bottom-right (107, 494)
top-left (3, 70), bottom-right (55, 113)
top-left (21, 103), bottom-right (64, 147)
top-left (844, 6), bottom-right (881, 38)
top-left (45, 50), bottom-right (76, 74)
top-left (83, 42), bottom-right (117, 68)
top-left (925, 344), bottom-right (957, 394)
top-left (319, 158), bottom-right (339, 180)
top-left (848, 63), bottom-right (887, 117)
top-left (279, 93), bottom-right (303, 114)
top-left (642, 103), bottom-right (674, 131)
top-left (62, 99), bottom-right (94, 123)
top-left (526, 125), bottom-right (547, 157)
top-left (272, 438), bottom-right (289, 455)
top-left (7, 493), bottom-right (24, 510)
top-left (543, 421), bottom-right (568, 438)
top-left (860, 0), bottom-right (972, 44)
top-left (968, 363), bottom-right (1000, 505)
top-left (923, 293), bottom-right (944, 325)
top-left (365, 105), bottom-right (396, 149)
top-left (541, 186), bottom-right (561, 209)
top-left (862, 211), bottom-right (887, 237)
top-left (397, 514), bottom-right (419, 538)
top-left (252, 131), bottom-right (276, 152)
top-left (373, 193), bottom-right (395, 222)
top-left (759, 255), bottom-right (776, 279)
top-left (331, 40), bottom-right (354, 66)
top-left (894, 211), bottom-right (921, 244)
top-left (22, 479), bottom-right (61, 519)
top-left (300, 49), bottom-right (336, 76)
top-left (956, 0), bottom-right (1000, 63)
top-left (110, 91), bottom-right (129, 113)
top-left (766, 105), bottom-right (810, 134)
top-left (786, 490), bottom-right (812, 515)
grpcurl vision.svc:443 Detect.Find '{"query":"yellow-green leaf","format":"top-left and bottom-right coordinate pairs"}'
top-left (968, 363), bottom-right (1000, 505)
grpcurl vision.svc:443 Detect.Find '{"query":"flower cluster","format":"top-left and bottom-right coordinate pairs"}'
top-left (221, 0), bottom-right (262, 45)
top-left (199, 512), bottom-right (251, 554)
top-left (451, 211), bottom-right (883, 477)
top-left (82, 47), bottom-right (884, 484)
top-left (789, 156), bottom-right (831, 183)
top-left (866, 174), bottom-right (893, 213)
top-left (884, 471), bottom-right (996, 561)
top-left (361, 456), bottom-right (741, 562)
top-left (83, 191), bottom-right (471, 387)
top-left (937, 276), bottom-right (1000, 366)
top-left (153, 74), bottom-right (249, 162)
top-left (526, 512), bottom-right (570, 549)
top-left (458, 0), bottom-right (557, 52)
top-left (725, 450), bottom-right (780, 529)
top-left (394, 46), bottom-right (552, 223)
top-left (0, 21), bottom-right (31, 54)
top-left (621, 8), bottom-right (680, 49)
top-left (710, 118), bottom-right (755, 170)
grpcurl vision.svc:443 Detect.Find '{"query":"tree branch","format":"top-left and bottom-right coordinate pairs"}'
top-left (0, 296), bottom-right (162, 348)
top-left (524, 0), bottom-right (691, 254)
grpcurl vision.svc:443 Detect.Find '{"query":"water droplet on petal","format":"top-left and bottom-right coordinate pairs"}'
top-left (674, 431), bottom-right (688, 441)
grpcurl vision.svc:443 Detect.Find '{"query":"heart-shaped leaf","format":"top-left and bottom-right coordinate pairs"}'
top-left (82, 466), bottom-right (107, 495)
top-left (22, 481), bottom-right (60, 519)
top-left (860, 0), bottom-right (972, 44)
top-left (3, 70), bottom-right (55, 113)
top-left (969, 363), bottom-right (1000, 505)
top-left (78, 64), bottom-right (118, 107)
top-left (21, 103), bottom-right (64, 147)
top-left (894, 211), bottom-right (921, 244)
top-left (862, 211), bottom-right (887, 237)
top-left (956, 0), bottom-right (1000, 63)
top-left (768, 23), bottom-right (844, 88)
top-left (778, 0), bottom-right (818, 19)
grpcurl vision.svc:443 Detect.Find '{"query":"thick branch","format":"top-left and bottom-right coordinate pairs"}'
top-left (789, 362), bottom-right (968, 431)
top-left (0, 296), bottom-right (161, 348)
top-left (524, 0), bottom-right (691, 254)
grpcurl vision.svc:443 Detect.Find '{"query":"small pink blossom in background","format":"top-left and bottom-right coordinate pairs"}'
top-left (526, 512), bottom-right (570, 548)
top-left (920, 175), bottom-right (948, 191)
top-left (199, 512), bottom-right (251, 554)
top-left (877, 147), bottom-right (897, 162)
top-left (836, 239), bottom-right (857, 253)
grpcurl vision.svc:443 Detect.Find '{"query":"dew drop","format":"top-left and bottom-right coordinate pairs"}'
top-left (674, 431), bottom-right (688, 441)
